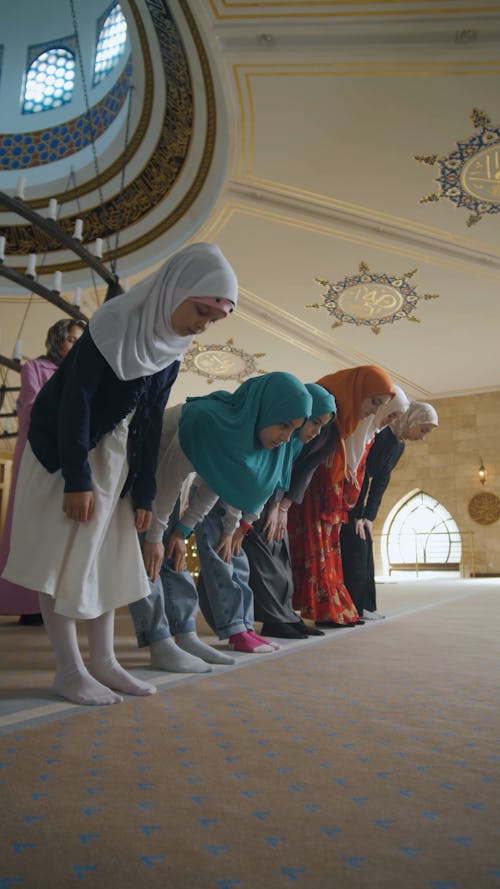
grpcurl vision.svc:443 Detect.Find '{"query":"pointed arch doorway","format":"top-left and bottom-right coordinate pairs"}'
top-left (381, 491), bottom-right (462, 578)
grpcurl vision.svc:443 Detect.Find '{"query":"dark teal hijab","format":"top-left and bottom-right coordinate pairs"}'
top-left (289, 383), bottom-right (337, 462)
top-left (306, 383), bottom-right (337, 418)
top-left (179, 372), bottom-right (313, 513)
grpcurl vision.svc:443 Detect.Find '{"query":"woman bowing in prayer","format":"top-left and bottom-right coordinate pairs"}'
top-left (129, 371), bottom-right (313, 661)
top-left (242, 382), bottom-right (337, 639)
top-left (2, 242), bottom-right (237, 705)
top-left (288, 365), bottom-right (395, 627)
top-left (341, 400), bottom-right (438, 620)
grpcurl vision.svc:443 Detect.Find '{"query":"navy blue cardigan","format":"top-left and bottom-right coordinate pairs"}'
top-left (28, 328), bottom-right (179, 511)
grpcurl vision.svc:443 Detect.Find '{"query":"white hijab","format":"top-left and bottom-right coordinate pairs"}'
top-left (88, 242), bottom-right (238, 380)
top-left (390, 401), bottom-right (439, 441)
top-left (345, 385), bottom-right (410, 477)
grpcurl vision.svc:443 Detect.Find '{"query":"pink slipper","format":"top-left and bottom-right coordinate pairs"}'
top-left (229, 631), bottom-right (274, 654)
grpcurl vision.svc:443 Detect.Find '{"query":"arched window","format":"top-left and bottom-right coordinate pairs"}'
top-left (23, 47), bottom-right (75, 114)
top-left (383, 491), bottom-right (462, 576)
top-left (93, 3), bottom-right (128, 86)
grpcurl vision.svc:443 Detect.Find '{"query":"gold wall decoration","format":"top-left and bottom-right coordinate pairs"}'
top-left (415, 108), bottom-right (500, 227)
top-left (468, 492), bottom-right (500, 526)
top-left (180, 338), bottom-right (267, 385)
top-left (308, 262), bottom-right (439, 335)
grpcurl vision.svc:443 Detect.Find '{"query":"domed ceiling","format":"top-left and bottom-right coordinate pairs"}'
top-left (0, 0), bottom-right (227, 283)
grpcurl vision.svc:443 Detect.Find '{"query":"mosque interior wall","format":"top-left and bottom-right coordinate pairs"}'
top-left (373, 390), bottom-right (500, 578)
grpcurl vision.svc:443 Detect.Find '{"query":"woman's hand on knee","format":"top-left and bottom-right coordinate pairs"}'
top-left (263, 501), bottom-right (279, 542)
top-left (165, 531), bottom-right (187, 572)
top-left (355, 518), bottom-right (366, 540)
top-left (135, 509), bottom-right (152, 532)
top-left (215, 532), bottom-right (233, 563)
top-left (231, 527), bottom-right (245, 557)
top-left (142, 541), bottom-right (165, 581)
top-left (62, 491), bottom-right (95, 522)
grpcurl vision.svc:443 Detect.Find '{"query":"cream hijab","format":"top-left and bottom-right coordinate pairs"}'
top-left (390, 401), bottom-right (439, 440)
top-left (88, 242), bottom-right (238, 380)
top-left (345, 385), bottom-right (410, 477)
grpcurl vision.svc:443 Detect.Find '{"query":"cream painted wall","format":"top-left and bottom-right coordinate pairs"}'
top-left (373, 391), bottom-right (500, 578)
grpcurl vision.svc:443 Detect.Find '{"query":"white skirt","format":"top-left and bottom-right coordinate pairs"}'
top-left (2, 414), bottom-right (151, 619)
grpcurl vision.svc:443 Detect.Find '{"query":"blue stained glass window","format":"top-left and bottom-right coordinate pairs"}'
top-left (23, 48), bottom-right (75, 114)
top-left (93, 3), bottom-right (127, 86)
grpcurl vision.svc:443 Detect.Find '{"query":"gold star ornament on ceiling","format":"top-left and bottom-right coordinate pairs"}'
top-left (180, 339), bottom-right (267, 384)
top-left (307, 263), bottom-right (439, 335)
top-left (415, 108), bottom-right (500, 227)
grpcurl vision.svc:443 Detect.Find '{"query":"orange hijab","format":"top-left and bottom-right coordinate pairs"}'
top-left (316, 365), bottom-right (395, 482)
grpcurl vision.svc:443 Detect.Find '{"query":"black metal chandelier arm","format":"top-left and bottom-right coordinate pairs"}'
top-left (0, 190), bottom-right (119, 289)
top-left (0, 262), bottom-right (88, 323)
top-left (0, 357), bottom-right (21, 374)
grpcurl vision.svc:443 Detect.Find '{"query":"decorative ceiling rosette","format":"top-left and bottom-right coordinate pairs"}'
top-left (307, 262), bottom-right (439, 335)
top-left (180, 338), bottom-right (267, 385)
top-left (415, 108), bottom-right (500, 227)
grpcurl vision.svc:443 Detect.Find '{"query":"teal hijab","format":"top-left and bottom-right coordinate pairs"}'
top-left (306, 383), bottom-right (337, 418)
top-left (179, 372), bottom-right (313, 513)
top-left (289, 383), bottom-right (337, 461)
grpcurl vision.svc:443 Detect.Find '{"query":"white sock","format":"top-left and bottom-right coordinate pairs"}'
top-left (87, 610), bottom-right (156, 697)
top-left (150, 637), bottom-right (212, 673)
top-left (39, 594), bottom-right (123, 706)
top-left (176, 631), bottom-right (235, 665)
top-left (363, 609), bottom-right (386, 621)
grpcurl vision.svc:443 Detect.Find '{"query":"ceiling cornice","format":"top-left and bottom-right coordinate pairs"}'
top-left (227, 180), bottom-right (500, 275)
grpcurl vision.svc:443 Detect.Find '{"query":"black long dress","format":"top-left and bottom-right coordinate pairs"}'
top-left (243, 422), bottom-right (339, 626)
top-left (340, 426), bottom-right (404, 614)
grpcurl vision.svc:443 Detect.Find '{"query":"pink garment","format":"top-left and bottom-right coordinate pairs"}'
top-left (0, 357), bottom-right (58, 614)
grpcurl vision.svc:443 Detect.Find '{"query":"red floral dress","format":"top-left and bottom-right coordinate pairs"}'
top-left (288, 456), bottom-right (366, 624)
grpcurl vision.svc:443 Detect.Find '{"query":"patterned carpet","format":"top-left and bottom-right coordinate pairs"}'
top-left (0, 579), bottom-right (499, 889)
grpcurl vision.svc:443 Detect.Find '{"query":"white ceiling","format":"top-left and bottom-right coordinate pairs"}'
top-left (189, 0), bottom-right (500, 402)
top-left (1, 0), bottom-right (499, 426)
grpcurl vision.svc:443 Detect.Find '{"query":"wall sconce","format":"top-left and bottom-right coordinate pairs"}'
top-left (478, 457), bottom-right (487, 486)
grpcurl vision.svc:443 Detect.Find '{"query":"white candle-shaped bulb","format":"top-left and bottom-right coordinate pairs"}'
top-left (26, 253), bottom-right (36, 276)
top-left (16, 175), bottom-right (26, 199)
top-left (53, 271), bottom-right (62, 292)
top-left (13, 339), bottom-right (22, 361)
top-left (94, 238), bottom-right (103, 258)
top-left (72, 287), bottom-right (82, 307)
top-left (73, 218), bottom-right (83, 240)
top-left (48, 198), bottom-right (58, 220)
top-left (0, 236), bottom-right (5, 261)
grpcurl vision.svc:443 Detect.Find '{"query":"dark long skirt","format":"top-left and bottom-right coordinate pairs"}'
top-left (340, 519), bottom-right (377, 615)
top-left (243, 513), bottom-right (300, 625)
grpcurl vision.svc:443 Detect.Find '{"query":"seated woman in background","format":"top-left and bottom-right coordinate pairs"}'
top-left (0, 318), bottom-right (85, 625)
top-left (341, 401), bottom-right (438, 620)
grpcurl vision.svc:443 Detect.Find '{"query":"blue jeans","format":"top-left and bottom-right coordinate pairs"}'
top-left (129, 504), bottom-right (199, 648)
top-left (195, 501), bottom-right (254, 640)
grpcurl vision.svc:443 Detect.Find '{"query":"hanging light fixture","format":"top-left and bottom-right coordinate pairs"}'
top-left (478, 457), bottom-right (487, 486)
